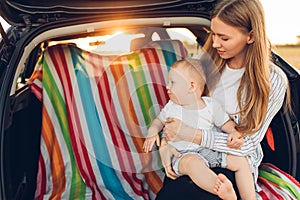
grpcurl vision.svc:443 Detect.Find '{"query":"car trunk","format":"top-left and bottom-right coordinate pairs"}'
top-left (0, 1), bottom-right (216, 199)
top-left (0, 0), bottom-right (299, 199)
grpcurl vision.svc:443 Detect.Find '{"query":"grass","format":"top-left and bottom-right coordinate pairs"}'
top-left (273, 45), bottom-right (300, 70)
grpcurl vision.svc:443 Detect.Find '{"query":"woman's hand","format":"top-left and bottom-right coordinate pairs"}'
top-left (159, 138), bottom-right (181, 180)
top-left (227, 132), bottom-right (244, 149)
top-left (163, 118), bottom-right (202, 144)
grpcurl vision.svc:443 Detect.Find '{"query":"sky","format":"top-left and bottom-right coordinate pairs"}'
top-left (1, 0), bottom-right (300, 45)
top-left (260, 0), bottom-right (300, 44)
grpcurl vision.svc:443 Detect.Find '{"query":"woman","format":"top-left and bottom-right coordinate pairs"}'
top-left (156, 0), bottom-right (289, 199)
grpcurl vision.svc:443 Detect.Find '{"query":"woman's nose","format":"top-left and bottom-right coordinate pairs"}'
top-left (212, 37), bottom-right (221, 48)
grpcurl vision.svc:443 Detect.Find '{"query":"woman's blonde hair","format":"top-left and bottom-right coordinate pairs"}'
top-left (204, 0), bottom-right (271, 135)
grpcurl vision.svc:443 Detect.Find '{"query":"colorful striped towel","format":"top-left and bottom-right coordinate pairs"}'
top-left (257, 163), bottom-right (300, 200)
top-left (29, 41), bottom-right (187, 199)
top-left (29, 43), bottom-right (300, 199)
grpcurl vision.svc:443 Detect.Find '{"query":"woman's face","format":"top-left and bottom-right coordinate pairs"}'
top-left (210, 17), bottom-right (253, 68)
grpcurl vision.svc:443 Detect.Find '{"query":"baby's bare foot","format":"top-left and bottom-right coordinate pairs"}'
top-left (214, 173), bottom-right (237, 200)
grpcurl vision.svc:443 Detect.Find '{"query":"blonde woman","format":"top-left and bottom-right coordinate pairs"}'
top-left (156, 0), bottom-right (289, 199)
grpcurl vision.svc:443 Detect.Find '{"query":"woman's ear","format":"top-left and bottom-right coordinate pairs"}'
top-left (247, 30), bottom-right (255, 44)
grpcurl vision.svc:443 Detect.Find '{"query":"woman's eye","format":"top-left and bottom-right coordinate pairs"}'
top-left (221, 37), bottom-right (229, 41)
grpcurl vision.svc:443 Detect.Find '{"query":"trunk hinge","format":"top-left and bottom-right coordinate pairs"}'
top-left (22, 15), bottom-right (32, 32)
top-left (0, 21), bottom-right (9, 45)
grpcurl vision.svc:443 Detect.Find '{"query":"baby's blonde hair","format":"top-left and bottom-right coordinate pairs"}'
top-left (171, 59), bottom-right (206, 93)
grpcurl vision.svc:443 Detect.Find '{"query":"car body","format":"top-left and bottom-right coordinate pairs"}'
top-left (0, 0), bottom-right (299, 199)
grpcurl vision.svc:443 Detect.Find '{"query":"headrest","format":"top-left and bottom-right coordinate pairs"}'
top-left (131, 38), bottom-right (188, 58)
top-left (130, 37), bottom-right (152, 51)
top-left (145, 40), bottom-right (188, 57)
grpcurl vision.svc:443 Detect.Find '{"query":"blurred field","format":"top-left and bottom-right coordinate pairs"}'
top-left (273, 45), bottom-right (300, 70)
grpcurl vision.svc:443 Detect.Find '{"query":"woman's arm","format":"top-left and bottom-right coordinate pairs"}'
top-left (163, 118), bottom-right (202, 144)
top-left (165, 66), bottom-right (288, 156)
top-left (204, 67), bottom-right (287, 155)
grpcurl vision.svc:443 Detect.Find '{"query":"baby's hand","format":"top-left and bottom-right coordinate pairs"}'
top-left (143, 134), bottom-right (160, 153)
top-left (227, 131), bottom-right (244, 149)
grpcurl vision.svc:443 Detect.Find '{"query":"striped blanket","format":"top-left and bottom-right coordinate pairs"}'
top-left (29, 43), bottom-right (300, 199)
top-left (257, 163), bottom-right (300, 200)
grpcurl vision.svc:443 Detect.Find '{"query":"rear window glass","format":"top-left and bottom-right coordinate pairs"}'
top-left (49, 27), bottom-right (201, 57)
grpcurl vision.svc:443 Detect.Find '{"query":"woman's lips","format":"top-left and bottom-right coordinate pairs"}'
top-left (217, 50), bottom-right (225, 55)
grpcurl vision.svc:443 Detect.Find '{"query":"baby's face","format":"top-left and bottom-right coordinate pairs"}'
top-left (166, 67), bottom-right (191, 105)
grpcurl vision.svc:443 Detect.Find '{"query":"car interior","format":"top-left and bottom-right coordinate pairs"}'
top-left (2, 18), bottom-right (300, 199)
